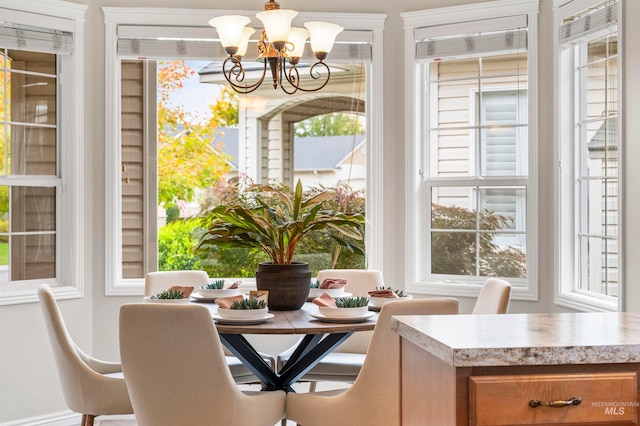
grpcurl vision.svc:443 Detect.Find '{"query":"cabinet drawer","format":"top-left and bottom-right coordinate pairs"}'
top-left (470, 372), bottom-right (638, 425)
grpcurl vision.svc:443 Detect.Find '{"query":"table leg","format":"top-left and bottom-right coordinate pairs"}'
top-left (221, 332), bottom-right (353, 392)
top-left (220, 334), bottom-right (280, 390)
top-left (278, 332), bottom-right (352, 389)
top-left (282, 334), bottom-right (323, 367)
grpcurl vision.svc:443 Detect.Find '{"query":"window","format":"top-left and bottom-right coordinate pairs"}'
top-left (556, 0), bottom-right (621, 311)
top-left (0, 0), bottom-right (86, 304)
top-left (103, 8), bottom-right (385, 295)
top-left (403, 0), bottom-right (539, 299)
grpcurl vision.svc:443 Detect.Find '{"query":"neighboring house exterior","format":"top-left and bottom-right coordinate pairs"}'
top-left (217, 127), bottom-right (366, 190)
top-left (198, 62), bottom-right (367, 190)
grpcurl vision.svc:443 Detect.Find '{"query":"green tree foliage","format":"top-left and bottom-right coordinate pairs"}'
top-left (157, 216), bottom-right (265, 278)
top-left (294, 112), bottom-right (365, 137)
top-left (207, 85), bottom-right (239, 128)
top-left (158, 219), bottom-right (201, 271)
top-left (156, 61), bottom-right (231, 208)
top-left (431, 204), bottom-right (526, 278)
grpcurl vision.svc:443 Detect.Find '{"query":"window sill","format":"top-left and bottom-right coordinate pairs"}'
top-left (408, 279), bottom-right (537, 301)
top-left (0, 284), bottom-right (82, 306)
top-left (555, 292), bottom-right (619, 312)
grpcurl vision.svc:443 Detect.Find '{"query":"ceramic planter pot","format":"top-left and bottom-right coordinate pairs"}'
top-left (256, 262), bottom-right (311, 310)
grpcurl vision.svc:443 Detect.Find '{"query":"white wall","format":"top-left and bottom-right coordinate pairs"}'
top-left (1, 0), bottom-right (639, 424)
top-left (622, 0), bottom-right (640, 313)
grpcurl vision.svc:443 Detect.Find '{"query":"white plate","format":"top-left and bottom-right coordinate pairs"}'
top-left (190, 293), bottom-right (218, 303)
top-left (309, 288), bottom-right (349, 298)
top-left (310, 311), bottom-right (376, 323)
top-left (217, 307), bottom-right (269, 320)
top-left (212, 313), bottom-right (275, 325)
top-left (196, 288), bottom-right (241, 299)
top-left (368, 294), bottom-right (413, 308)
top-left (319, 305), bottom-right (369, 318)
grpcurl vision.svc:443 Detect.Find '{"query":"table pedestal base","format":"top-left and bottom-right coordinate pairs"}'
top-left (220, 332), bottom-right (352, 392)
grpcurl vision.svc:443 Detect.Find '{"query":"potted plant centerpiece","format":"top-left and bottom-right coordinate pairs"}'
top-left (198, 178), bottom-right (365, 310)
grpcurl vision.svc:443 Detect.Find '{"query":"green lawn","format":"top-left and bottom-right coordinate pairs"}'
top-left (0, 242), bottom-right (8, 265)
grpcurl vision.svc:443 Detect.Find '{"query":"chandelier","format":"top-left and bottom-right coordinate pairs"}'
top-left (209, 0), bottom-right (343, 94)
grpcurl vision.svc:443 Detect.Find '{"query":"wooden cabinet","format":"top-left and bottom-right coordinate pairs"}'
top-left (400, 339), bottom-right (640, 426)
top-left (393, 313), bottom-right (640, 426)
top-left (470, 373), bottom-right (637, 425)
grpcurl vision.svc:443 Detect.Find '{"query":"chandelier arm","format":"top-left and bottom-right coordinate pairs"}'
top-left (284, 60), bottom-right (332, 93)
top-left (222, 56), bottom-right (268, 94)
top-left (279, 59), bottom-right (301, 95)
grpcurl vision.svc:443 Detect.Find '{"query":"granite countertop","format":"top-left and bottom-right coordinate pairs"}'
top-left (391, 312), bottom-right (640, 368)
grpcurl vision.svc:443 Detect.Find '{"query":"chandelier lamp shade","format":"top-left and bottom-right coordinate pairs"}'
top-left (209, 0), bottom-right (343, 94)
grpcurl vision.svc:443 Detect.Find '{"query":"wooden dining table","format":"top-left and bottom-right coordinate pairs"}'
top-left (199, 302), bottom-right (378, 392)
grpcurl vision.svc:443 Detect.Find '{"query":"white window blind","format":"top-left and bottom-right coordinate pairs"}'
top-left (415, 16), bottom-right (527, 62)
top-left (0, 22), bottom-right (72, 54)
top-left (116, 25), bottom-right (372, 62)
top-left (560, 1), bottom-right (617, 44)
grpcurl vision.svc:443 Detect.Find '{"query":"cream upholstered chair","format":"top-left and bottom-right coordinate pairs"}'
top-left (144, 270), bottom-right (274, 384)
top-left (38, 284), bottom-right (133, 426)
top-left (286, 297), bottom-right (459, 426)
top-left (276, 269), bottom-right (384, 391)
top-left (144, 270), bottom-right (210, 298)
top-left (316, 268), bottom-right (385, 297)
top-left (472, 278), bottom-right (512, 314)
top-left (119, 303), bottom-right (286, 426)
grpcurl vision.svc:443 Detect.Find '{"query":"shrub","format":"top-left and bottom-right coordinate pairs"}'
top-left (431, 203), bottom-right (526, 278)
top-left (158, 219), bottom-right (201, 271)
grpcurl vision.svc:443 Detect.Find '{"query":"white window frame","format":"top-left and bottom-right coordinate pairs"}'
top-left (554, 0), bottom-right (622, 312)
top-left (103, 7), bottom-right (386, 296)
top-left (402, 0), bottom-right (539, 300)
top-left (0, 0), bottom-right (86, 305)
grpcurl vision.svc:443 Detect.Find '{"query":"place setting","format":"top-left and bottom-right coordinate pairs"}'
top-left (308, 277), bottom-right (353, 301)
top-left (309, 291), bottom-right (376, 323)
top-left (211, 292), bottom-right (274, 325)
top-left (143, 285), bottom-right (194, 304)
top-left (190, 279), bottom-right (242, 303)
top-left (367, 286), bottom-right (413, 311)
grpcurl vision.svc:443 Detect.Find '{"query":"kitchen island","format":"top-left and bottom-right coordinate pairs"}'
top-left (391, 313), bottom-right (640, 425)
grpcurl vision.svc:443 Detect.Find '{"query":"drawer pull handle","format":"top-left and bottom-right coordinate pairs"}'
top-left (529, 397), bottom-right (582, 408)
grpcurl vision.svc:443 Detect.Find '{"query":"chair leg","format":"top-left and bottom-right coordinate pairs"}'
top-left (81, 414), bottom-right (86, 426)
top-left (84, 414), bottom-right (95, 426)
top-left (308, 381), bottom-right (317, 393)
top-left (281, 418), bottom-right (287, 426)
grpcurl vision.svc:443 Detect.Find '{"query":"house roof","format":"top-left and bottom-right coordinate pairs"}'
top-left (214, 127), bottom-right (239, 168)
top-left (214, 128), bottom-right (365, 171)
top-left (587, 119), bottom-right (618, 152)
top-left (294, 134), bottom-right (366, 171)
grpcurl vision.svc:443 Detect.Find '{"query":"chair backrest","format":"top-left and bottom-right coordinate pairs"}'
top-left (472, 278), bottom-right (512, 314)
top-left (144, 270), bottom-right (209, 297)
top-left (119, 303), bottom-right (283, 426)
top-left (316, 269), bottom-right (384, 297)
top-left (348, 298), bottom-right (459, 425)
top-left (38, 284), bottom-right (99, 413)
top-left (315, 269), bottom-right (385, 353)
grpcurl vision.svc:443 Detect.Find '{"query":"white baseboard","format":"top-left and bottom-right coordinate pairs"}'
top-left (0, 411), bottom-right (80, 426)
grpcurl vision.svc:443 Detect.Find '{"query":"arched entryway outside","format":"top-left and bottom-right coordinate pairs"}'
top-left (249, 94), bottom-right (366, 188)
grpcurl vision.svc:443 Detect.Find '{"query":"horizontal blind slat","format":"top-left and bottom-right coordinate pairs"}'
top-left (560, 2), bottom-right (617, 44)
top-left (417, 28), bottom-right (527, 61)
